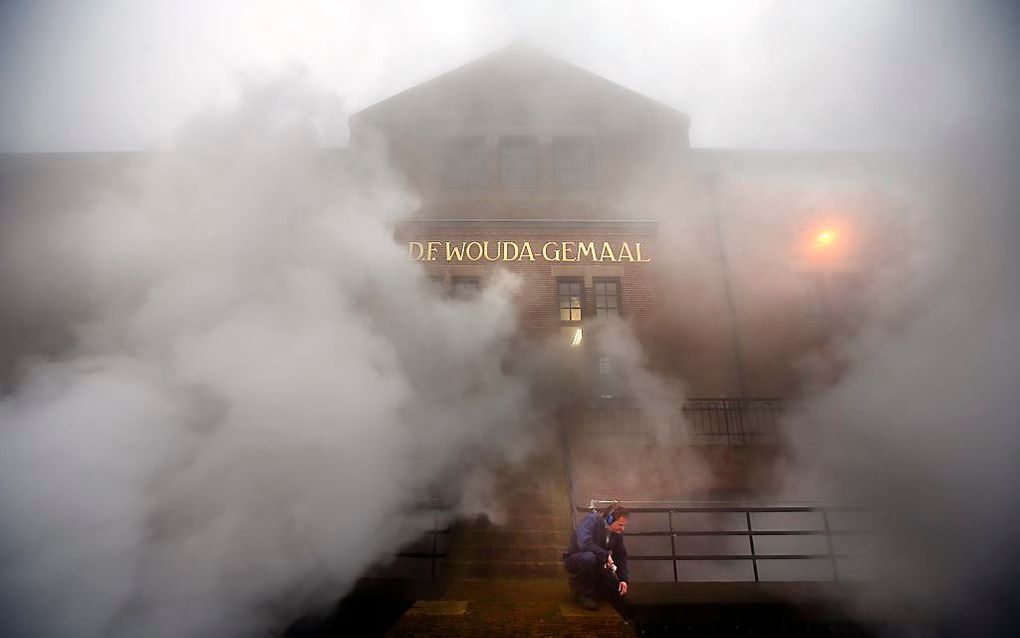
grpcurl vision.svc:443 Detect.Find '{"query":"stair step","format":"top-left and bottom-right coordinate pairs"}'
top-left (454, 529), bottom-right (569, 545)
top-left (443, 560), bottom-right (565, 579)
top-left (500, 492), bottom-right (568, 505)
top-left (459, 513), bottom-right (572, 528)
top-left (448, 545), bottom-right (564, 563)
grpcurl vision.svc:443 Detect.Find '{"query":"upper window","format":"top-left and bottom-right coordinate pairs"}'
top-left (443, 136), bottom-right (485, 186)
top-left (499, 136), bottom-right (538, 186)
top-left (553, 136), bottom-right (593, 186)
top-left (594, 279), bottom-right (620, 318)
top-left (451, 276), bottom-right (480, 300)
top-left (557, 279), bottom-right (583, 322)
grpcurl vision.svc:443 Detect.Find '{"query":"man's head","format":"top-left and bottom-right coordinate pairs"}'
top-left (604, 504), bottom-right (629, 534)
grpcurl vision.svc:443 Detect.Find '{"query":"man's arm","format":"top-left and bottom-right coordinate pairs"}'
top-left (576, 515), bottom-right (610, 562)
top-left (614, 538), bottom-right (629, 583)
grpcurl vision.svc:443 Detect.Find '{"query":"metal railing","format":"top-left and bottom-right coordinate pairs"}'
top-left (579, 398), bottom-right (785, 445)
top-left (393, 501), bottom-right (451, 580)
top-left (583, 499), bottom-right (885, 583)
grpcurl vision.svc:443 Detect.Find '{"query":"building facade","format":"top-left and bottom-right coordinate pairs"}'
top-left (350, 44), bottom-right (910, 498)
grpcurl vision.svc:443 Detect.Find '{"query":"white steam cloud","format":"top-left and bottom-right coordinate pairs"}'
top-left (778, 128), bottom-right (1020, 631)
top-left (0, 75), bottom-right (545, 637)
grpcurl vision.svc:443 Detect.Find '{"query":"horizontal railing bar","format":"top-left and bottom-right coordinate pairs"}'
top-left (579, 505), bottom-right (872, 514)
top-left (629, 553), bottom-right (864, 561)
top-left (624, 530), bottom-right (879, 537)
top-left (586, 398), bottom-right (787, 405)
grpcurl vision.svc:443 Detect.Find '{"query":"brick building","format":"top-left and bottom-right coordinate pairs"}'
top-left (0, 44), bottom-right (910, 501)
top-left (351, 44), bottom-right (910, 499)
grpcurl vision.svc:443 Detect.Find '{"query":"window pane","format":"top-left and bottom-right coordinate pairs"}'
top-left (428, 276), bottom-right (445, 294)
top-left (558, 279), bottom-right (583, 322)
top-left (452, 277), bottom-right (479, 299)
top-left (553, 136), bottom-right (593, 186)
top-left (594, 279), bottom-right (621, 317)
top-left (443, 136), bottom-right (485, 186)
top-left (499, 136), bottom-right (538, 186)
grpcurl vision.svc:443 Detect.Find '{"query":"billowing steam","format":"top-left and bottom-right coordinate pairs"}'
top-left (0, 76), bottom-right (546, 637)
top-left (778, 113), bottom-right (1020, 633)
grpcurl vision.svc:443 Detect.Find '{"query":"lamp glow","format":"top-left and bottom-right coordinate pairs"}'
top-left (571, 328), bottom-right (583, 347)
top-left (814, 229), bottom-right (838, 246)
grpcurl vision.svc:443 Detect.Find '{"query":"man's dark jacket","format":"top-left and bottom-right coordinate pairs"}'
top-left (564, 512), bottom-right (629, 583)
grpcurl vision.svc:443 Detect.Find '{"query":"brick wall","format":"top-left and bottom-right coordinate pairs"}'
top-left (396, 222), bottom-right (664, 357)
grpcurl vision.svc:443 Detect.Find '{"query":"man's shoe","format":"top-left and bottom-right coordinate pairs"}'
top-left (576, 593), bottom-right (598, 611)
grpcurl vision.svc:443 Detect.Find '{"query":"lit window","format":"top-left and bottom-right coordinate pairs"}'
top-left (443, 136), bottom-right (485, 186)
top-left (499, 136), bottom-right (538, 186)
top-left (593, 279), bottom-right (620, 317)
top-left (553, 136), bottom-right (593, 186)
top-left (451, 277), bottom-right (480, 300)
top-left (558, 279), bottom-right (583, 322)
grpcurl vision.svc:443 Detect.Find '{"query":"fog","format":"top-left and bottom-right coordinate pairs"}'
top-left (1, 0), bottom-right (1004, 152)
top-left (776, 135), bottom-right (1020, 632)
top-left (2, 1), bottom-right (1020, 636)
top-left (0, 75), bottom-right (555, 636)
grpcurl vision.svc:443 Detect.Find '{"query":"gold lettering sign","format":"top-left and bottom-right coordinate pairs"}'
top-left (406, 240), bottom-right (652, 263)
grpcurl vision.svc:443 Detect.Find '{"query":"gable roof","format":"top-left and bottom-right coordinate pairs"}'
top-left (350, 43), bottom-right (688, 127)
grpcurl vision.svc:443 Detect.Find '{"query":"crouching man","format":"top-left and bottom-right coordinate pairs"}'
top-left (563, 503), bottom-right (630, 610)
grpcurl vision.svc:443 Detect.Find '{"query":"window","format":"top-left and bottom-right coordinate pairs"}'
top-left (593, 279), bottom-right (620, 317)
top-left (557, 279), bottom-right (583, 322)
top-left (451, 277), bottom-right (480, 300)
top-left (428, 275), bottom-right (445, 294)
top-left (598, 356), bottom-right (612, 376)
top-left (499, 136), bottom-right (538, 186)
top-left (553, 136), bottom-right (593, 186)
top-left (443, 136), bottom-right (485, 186)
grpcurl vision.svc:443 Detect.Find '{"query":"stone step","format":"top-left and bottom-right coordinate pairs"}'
top-left (454, 528), bottom-right (569, 545)
top-left (493, 500), bottom-right (565, 519)
top-left (448, 544), bottom-right (565, 563)
top-left (442, 560), bottom-right (565, 579)
top-left (458, 512), bottom-right (573, 528)
top-left (505, 489), bottom-right (568, 501)
top-left (457, 521), bottom-right (572, 535)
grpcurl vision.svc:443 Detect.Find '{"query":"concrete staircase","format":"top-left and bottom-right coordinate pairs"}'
top-left (385, 442), bottom-right (636, 637)
top-left (441, 450), bottom-right (575, 579)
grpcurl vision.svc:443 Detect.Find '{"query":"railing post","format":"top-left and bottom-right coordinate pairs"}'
top-left (669, 510), bottom-right (678, 583)
top-left (822, 509), bottom-right (840, 582)
top-left (745, 511), bottom-right (759, 582)
top-left (431, 508), bottom-right (439, 581)
top-left (733, 399), bottom-right (747, 445)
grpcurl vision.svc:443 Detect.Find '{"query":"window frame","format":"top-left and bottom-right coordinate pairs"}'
top-left (552, 135), bottom-right (594, 187)
top-left (442, 135), bottom-right (486, 187)
top-left (593, 277), bottom-right (622, 318)
top-left (498, 135), bottom-right (539, 187)
top-left (557, 278), bottom-right (584, 323)
top-left (451, 276), bottom-right (481, 300)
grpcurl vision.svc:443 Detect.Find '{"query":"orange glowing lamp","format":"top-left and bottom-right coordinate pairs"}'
top-left (814, 229), bottom-right (838, 247)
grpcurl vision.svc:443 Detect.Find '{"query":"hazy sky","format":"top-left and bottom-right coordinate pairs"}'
top-left (2, 0), bottom-right (1017, 153)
